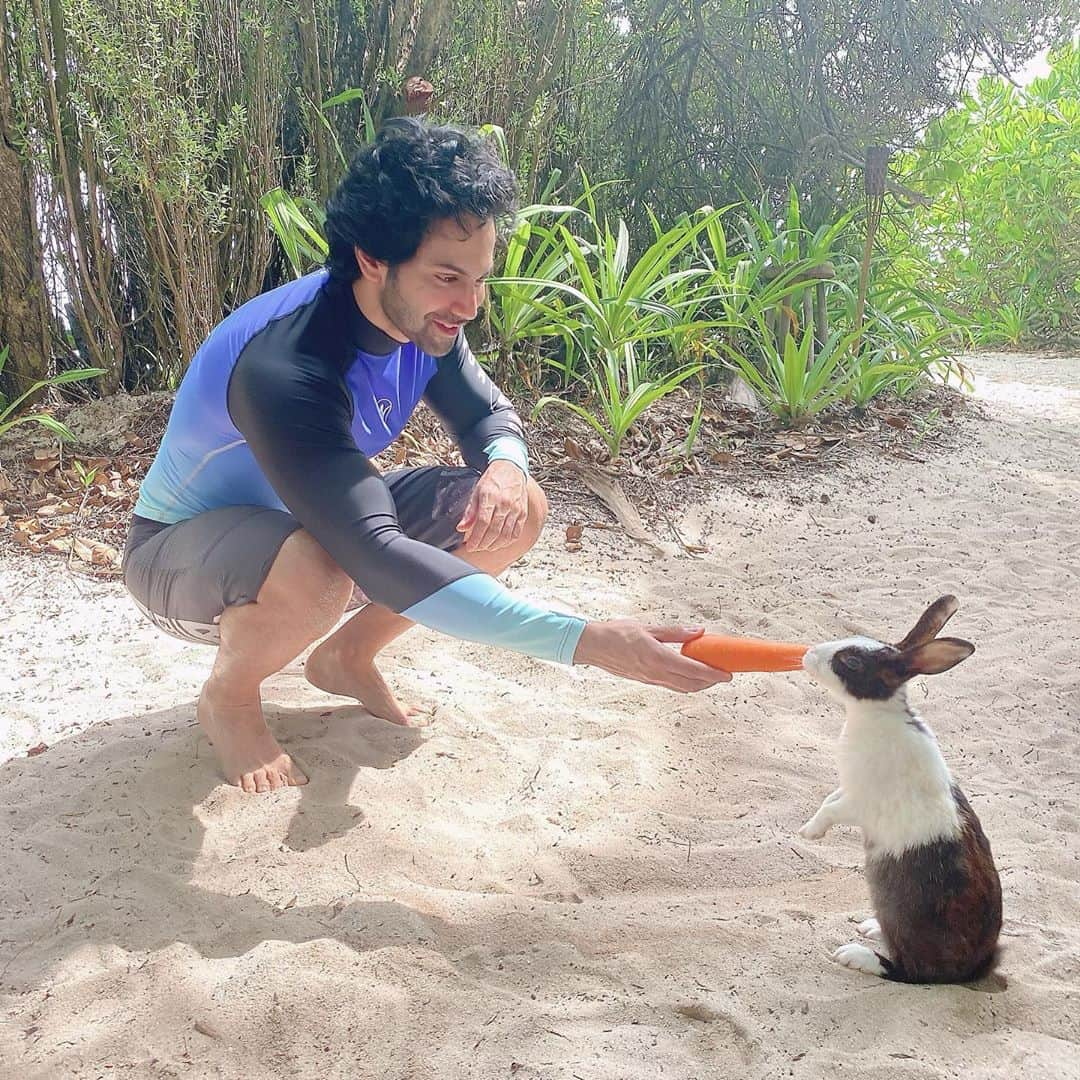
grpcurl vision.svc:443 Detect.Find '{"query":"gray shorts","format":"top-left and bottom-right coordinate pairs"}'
top-left (122, 465), bottom-right (479, 645)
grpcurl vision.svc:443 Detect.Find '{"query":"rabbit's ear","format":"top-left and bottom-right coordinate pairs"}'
top-left (899, 637), bottom-right (974, 677)
top-left (896, 595), bottom-right (960, 651)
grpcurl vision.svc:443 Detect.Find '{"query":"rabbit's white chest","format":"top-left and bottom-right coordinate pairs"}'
top-left (837, 706), bottom-right (961, 856)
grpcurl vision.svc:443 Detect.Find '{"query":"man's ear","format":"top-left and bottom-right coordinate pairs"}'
top-left (354, 245), bottom-right (388, 283)
top-left (898, 637), bottom-right (975, 678)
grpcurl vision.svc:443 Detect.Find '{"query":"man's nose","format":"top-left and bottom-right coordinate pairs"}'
top-left (451, 282), bottom-right (483, 322)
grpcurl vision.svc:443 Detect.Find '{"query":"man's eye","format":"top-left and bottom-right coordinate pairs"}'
top-left (437, 275), bottom-right (456, 284)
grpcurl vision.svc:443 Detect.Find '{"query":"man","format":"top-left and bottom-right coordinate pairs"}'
top-left (123, 119), bottom-right (729, 794)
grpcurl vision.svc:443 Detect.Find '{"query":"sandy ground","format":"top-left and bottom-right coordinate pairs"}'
top-left (1, 352), bottom-right (1078, 1079)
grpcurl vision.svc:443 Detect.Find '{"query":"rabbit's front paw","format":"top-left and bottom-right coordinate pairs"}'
top-left (798, 817), bottom-right (827, 840)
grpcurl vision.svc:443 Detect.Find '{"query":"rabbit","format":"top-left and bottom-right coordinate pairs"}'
top-left (798, 595), bottom-right (1002, 984)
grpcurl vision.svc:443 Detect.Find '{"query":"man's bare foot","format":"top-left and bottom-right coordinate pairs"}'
top-left (197, 681), bottom-right (308, 793)
top-left (304, 643), bottom-right (423, 726)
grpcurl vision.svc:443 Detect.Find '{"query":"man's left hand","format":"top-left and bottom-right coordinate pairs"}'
top-left (456, 460), bottom-right (529, 553)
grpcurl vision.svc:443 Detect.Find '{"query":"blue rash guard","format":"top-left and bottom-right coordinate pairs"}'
top-left (135, 269), bottom-right (587, 664)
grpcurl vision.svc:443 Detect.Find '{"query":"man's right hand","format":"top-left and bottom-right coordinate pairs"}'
top-left (573, 620), bottom-right (732, 691)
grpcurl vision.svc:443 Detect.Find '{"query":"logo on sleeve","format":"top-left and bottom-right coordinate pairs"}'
top-left (376, 398), bottom-right (393, 423)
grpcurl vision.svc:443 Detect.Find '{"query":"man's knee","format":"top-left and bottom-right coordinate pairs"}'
top-left (522, 478), bottom-right (549, 548)
top-left (264, 528), bottom-right (353, 614)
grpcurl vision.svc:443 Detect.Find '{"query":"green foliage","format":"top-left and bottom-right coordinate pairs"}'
top-left (719, 319), bottom-right (857, 423)
top-left (261, 90), bottom-right (379, 279)
top-left (533, 348), bottom-right (703, 460)
top-left (7, 0), bottom-right (1076, 393)
top-left (482, 211), bottom-right (582, 384)
top-left (891, 40), bottom-right (1080, 344)
top-left (261, 189), bottom-right (329, 279)
top-left (0, 346), bottom-right (105, 442)
top-left (321, 88), bottom-right (377, 162)
top-left (495, 182), bottom-right (725, 455)
top-left (838, 283), bottom-right (962, 406)
top-left (435, 0), bottom-right (1076, 231)
top-left (485, 177), bottom-right (959, 440)
top-left (73, 459), bottom-right (100, 488)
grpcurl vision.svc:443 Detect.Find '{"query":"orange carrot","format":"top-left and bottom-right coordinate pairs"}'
top-left (681, 633), bottom-right (808, 673)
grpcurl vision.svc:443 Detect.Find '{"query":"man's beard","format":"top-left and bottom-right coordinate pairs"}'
top-left (381, 269), bottom-right (458, 356)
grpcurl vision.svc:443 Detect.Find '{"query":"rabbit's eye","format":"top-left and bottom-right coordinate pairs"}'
top-left (840, 654), bottom-right (865, 673)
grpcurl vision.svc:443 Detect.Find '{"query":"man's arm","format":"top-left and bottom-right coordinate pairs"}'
top-left (227, 335), bottom-right (731, 689)
top-left (227, 342), bottom-right (583, 664)
top-left (422, 332), bottom-right (533, 551)
top-left (421, 331), bottom-right (529, 476)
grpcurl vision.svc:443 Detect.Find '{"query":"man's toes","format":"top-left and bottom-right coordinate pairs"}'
top-left (278, 755), bottom-right (308, 786)
top-left (253, 769), bottom-right (271, 793)
top-left (239, 772), bottom-right (256, 794)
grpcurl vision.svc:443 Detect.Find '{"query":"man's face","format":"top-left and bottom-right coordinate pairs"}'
top-left (373, 215), bottom-right (496, 356)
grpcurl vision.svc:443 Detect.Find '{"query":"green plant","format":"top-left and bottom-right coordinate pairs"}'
top-left (497, 187), bottom-right (725, 361)
top-left (262, 88), bottom-right (376, 279)
top-left (0, 346), bottom-right (106, 441)
top-left (318, 88), bottom-right (377, 167)
top-left (717, 317), bottom-right (859, 423)
top-left (682, 394), bottom-right (705, 461)
top-left (694, 191), bottom-right (855, 373)
top-left (73, 459), bottom-right (99, 488)
top-left (533, 345), bottom-right (702, 459)
top-left (828, 278), bottom-right (959, 406)
top-left (889, 41), bottom-right (1080, 344)
top-left (912, 407), bottom-right (943, 447)
top-left (482, 171), bottom-right (585, 384)
top-left (498, 184), bottom-right (728, 455)
top-left (260, 188), bottom-right (329, 279)
top-left (982, 302), bottom-right (1029, 347)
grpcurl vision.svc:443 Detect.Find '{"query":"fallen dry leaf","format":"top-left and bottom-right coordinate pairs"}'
top-left (72, 536), bottom-right (120, 567)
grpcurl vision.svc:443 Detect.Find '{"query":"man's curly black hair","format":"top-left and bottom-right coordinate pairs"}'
top-left (324, 118), bottom-right (518, 282)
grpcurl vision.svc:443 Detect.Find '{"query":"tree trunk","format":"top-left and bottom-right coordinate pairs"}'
top-left (0, 7), bottom-right (51, 397)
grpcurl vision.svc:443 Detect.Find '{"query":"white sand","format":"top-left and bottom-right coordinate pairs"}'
top-left (1, 353), bottom-right (1078, 1079)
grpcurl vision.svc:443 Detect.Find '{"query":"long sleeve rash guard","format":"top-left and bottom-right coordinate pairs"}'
top-left (134, 269), bottom-right (586, 664)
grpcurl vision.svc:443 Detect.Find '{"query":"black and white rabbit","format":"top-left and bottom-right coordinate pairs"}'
top-left (798, 595), bottom-right (1002, 984)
